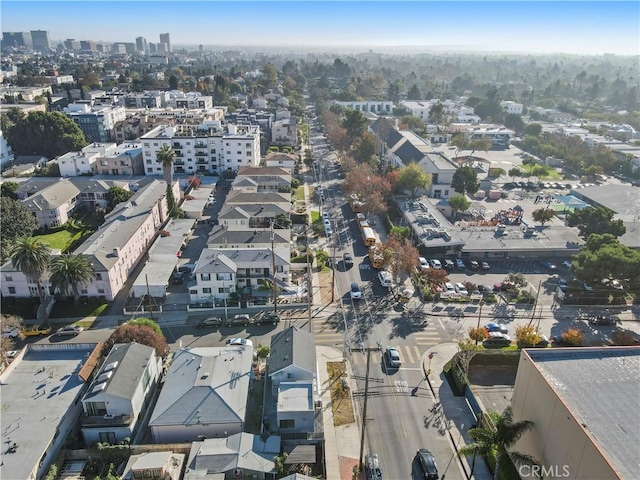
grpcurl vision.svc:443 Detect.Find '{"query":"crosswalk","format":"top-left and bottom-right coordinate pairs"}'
top-left (349, 345), bottom-right (425, 366)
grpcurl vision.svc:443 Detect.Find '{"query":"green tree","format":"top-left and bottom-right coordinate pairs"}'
top-left (352, 132), bottom-right (377, 166)
top-left (450, 133), bottom-right (469, 157)
top-left (106, 186), bottom-right (133, 211)
top-left (428, 102), bottom-right (445, 125)
top-left (0, 197), bottom-right (38, 263)
top-left (506, 272), bottom-right (528, 287)
top-left (342, 109), bottom-right (368, 140)
top-left (274, 213), bottom-right (292, 229)
top-left (504, 114), bottom-right (525, 133)
top-left (406, 84), bottom-right (422, 100)
top-left (156, 144), bottom-right (176, 186)
top-left (49, 254), bottom-right (94, 302)
top-left (458, 407), bottom-right (538, 480)
top-left (165, 184), bottom-right (183, 219)
top-left (508, 167), bottom-right (523, 179)
top-left (262, 63), bottom-right (278, 87)
top-left (531, 208), bottom-right (555, 226)
top-left (11, 237), bottom-right (52, 308)
top-left (566, 206), bottom-right (626, 239)
top-left (399, 115), bottom-right (426, 133)
top-left (468, 138), bottom-right (492, 156)
top-left (572, 234), bottom-right (640, 287)
top-left (523, 123), bottom-right (542, 137)
top-left (168, 75), bottom-right (179, 90)
top-left (448, 194), bottom-right (470, 219)
top-left (398, 163), bottom-right (432, 198)
top-left (451, 165), bottom-right (480, 195)
top-left (4, 111), bottom-right (87, 158)
top-left (0, 181), bottom-right (19, 199)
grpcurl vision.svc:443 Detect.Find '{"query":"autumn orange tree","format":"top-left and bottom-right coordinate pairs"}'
top-left (561, 328), bottom-right (584, 346)
top-left (418, 268), bottom-right (449, 292)
top-left (102, 318), bottom-right (169, 358)
top-left (380, 233), bottom-right (419, 292)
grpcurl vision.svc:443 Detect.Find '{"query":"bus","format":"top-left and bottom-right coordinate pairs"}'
top-left (362, 226), bottom-right (377, 246)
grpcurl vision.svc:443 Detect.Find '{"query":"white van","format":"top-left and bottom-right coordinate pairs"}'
top-left (378, 271), bottom-right (393, 288)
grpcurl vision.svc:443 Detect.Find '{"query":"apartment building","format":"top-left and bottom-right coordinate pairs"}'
top-left (57, 142), bottom-right (143, 177)
top-left (166, 91), bottom-right (213, 110)
top-left (81, 343), bottom-right (162, 445)
top-left (334, 100), bottom-right (394, 115)
top-left (64, 103), bottom-right (127, 143)
top-left (141, 122), bottom-right (261, 176)
top-left (272, 116), bottom-right (298, 146)
top-left (501, 101), bottom-right (524, 115)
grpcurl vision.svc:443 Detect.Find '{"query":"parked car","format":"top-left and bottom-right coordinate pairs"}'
top-left (455, 259), bottom-right (466, 270)
top-left (384, 346), bottom-right (402, 368)
top-left (477, 284), bottom-right (493, 293)
top-left (444, 259), bottom-right (455, 270)
top-left (378, 270), bottom-right (393, 288)
top-left (172, 271), bottom-right (185, 284)
top-left (562, 261), bottom-right (572, 269)
top-left (429, 259), bottom-right (442, 269)
top-left (583, 282), bottom-right (595, 292)
top-left (179, 263), bottom-right (196, 274)
top-left (55, 325), bottom-right (83, 337)
top-left (365, 453), bottom-right (383, 480)
top-left (22, 324), bottom-right (52, 336)
top-left (254, 312), bottom-right (281, 325)
top-left (540, 261), bottom-right (557, 271)
top-left (454, 283), bottom-right (468, 296)
top-left (343, 253), bottom-right (354, 267)
top-left (418, 257), bottom-right (430, 271)
top-left (325, 224), bottom-right (333, 236)
top-left (469, 260), bottom-right (480, 270)
top-left (416, 449), bottom-right (439, 479)
top-left (227, 314), bottom-right (251, 326)
top-left (1, 327), bottom-right (20, 339)
top-left (350, 283), bottom-right (363, 300)
top-left (226, 338), bottom-right (253, 347)
top-left (589, 315), bottom-right (616, 326)
top-left (322, 212), bottom-right (330, 221)
top-left (196, 317), bottom-right (222, 329)
top-left (485, 322), bottom-right (509, 334)
top-left (481, 262), bottom-right (490, 271)
top-left (483, 332), bottom-right (512, 348)
top-left (493, 281), bottom-right (516, 292)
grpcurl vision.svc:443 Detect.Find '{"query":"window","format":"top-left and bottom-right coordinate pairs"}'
top-left (216, 273), bottom-right (232, 281)
top-left (433, 190), bottom-right (442, 199)
top-left (97, 287), bottom-right (105, 294)
top-left (147, 168), bottom-right (153, 173)
top-left (202, 287), bottom-right (212, 294)
top-left (201, 273), bottom-right (211, 281)
top-left (279, 419), bottom-right (295, 429)
top-left (5, 275), bottom-right (12, 281)
top-left (444, 190), bottom-right (449, 196)
top-left (246, 143), bottom-right (251, 148)
top-left (237, 151), bottom-right (241, 154)
top-left (8, 287), bottom-right (15, 294)
top-left (95, 273), bottom-right (102, 280)
top-left (190, 289), bottom-right (197, 295)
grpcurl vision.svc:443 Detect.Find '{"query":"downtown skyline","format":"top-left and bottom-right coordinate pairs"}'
top-left (2, 1), bottom-right (640, 55)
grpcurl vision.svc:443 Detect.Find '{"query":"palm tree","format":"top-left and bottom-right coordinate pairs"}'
top-left (49, 254), bottom-right (94, 302)
top-left (458, 407), bottom-right (538, 480)
top-left (157, 144), bottom-right (176, 186)
top-left (11, 237), bottom-right (52, 305)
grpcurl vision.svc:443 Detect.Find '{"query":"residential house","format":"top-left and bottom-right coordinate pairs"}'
top-left (264, 151), bottom-right (298, 171)
top-left (121, 452), bottom-right (185, 480)
top-left (184, 433), bottom-right (279, 480)
top-left (272, 117), bottom-right (298, 147)
top-left (334, 100), bottom-right (394, 115)
top-left (232, 172), bottom-right (291, 193)
top-left (81, 343), bottom-right (162, 445)
top-left (225, 190), bottom-right (290, 208)
top-left (189, 248), bottom-right (290, 302)
top-left (207, 225), bottom-right (291, 260)
top-left (268, 327), bottom-right (318, 436)
top-left (218, 204), bottom-right (290, 230)
top-left (467, 126), bottom-right (515, 149)
top-left (501, 101), bottom-right (524, 115)
top-left (148, 346), bottom-right (253, 443)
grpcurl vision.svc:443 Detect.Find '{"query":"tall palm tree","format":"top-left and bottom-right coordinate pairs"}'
top-left (11, 237), bottom-right (52, 304)
top-left (157, 144), bottom-right (176, 186)
top-left (49, 254), bottom-right (94, 302)
top-left (458, 407), bottom-right (538, 480)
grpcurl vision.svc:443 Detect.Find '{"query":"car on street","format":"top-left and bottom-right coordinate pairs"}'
top-left (455, 259), bottom-right (466, 270)
top-left (226, 338), bottom-right (253, 347)
top-left (481, 261), bottom-right (490, 271)
top-left (322, 212), bottom-right (330, 221)
top-left (429, 259), bottom-right (442, 269)
top-left (378, 270), bottom-right (393, 288)
top-left (55, 325), bottom-right (83, 337)
top-left (227, 314), bottom-right (251, 326)
top-left (253, 312), bottom-right (281, 325)
top-left (365, 453), bottom-right (383, 480)
top-left (562, 261), bottom-right (572, 269)
top-left (179, 263), bottom-right (196, 274)
top-left (323, 218), bottom-right (331, 228)
top-left (343, 253), bottom-right (354, 267)
top-left (324, 224), bottom-right (333, 236)
top-left (583, 282), bottom-right (595, 292)
top-left (350, 283), bottom-right (362, 300)
top-left (172, 271), bottom-right (185, 284)
top-left (483, 332), bottom-right (512, 348)
top-left (418, 257), bottom-right (430, 271)
top-left (196, 317), bottom-right (222, 328)
top-left (416, 449), bottom-right (439, 479)
top-left (384, 346), bottom-right (402, 368)
top-left (485, 322), bottom-right (509, 334)
top-left (22, 324), bottom-right (52, 336)
top-left (540, 261), bottom-right (557, 271)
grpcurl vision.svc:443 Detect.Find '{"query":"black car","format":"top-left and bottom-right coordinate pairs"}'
top-left (254, 312), bottom-right (281, 325)
top-left (196, 317), bottom-right (222, 328)
top-left (172, 271), bottom-right (185, 284)
top-left (589, 315), bottom-right (616, 326)
top-left (343, 253), bottom-right (354, 267)
top-left (416, 449), bottom-right (439, 479)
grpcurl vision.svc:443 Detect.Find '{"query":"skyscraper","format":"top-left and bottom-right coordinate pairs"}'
top-left (136, 36), bottom-right (148, 53)
top-left (1, 32), bottom-right (32, 50)
top-left (30, 30), bottom-right (50, 51)
top-left (159, 33), bottom-right (171, 53)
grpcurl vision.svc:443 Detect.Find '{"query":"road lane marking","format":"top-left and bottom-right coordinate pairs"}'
top-left (404, 346), bottom-right (415, 364)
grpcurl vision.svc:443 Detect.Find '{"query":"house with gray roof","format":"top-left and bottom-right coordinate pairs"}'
top-left (189, 248), bottom-right (290, 303)
top-left (122, 451), bottom-right (185, 480)
top-left (218, 203), bottom-right (290, 230)
top-left (148, 346), bottom-right (253, 443)
top-left (81, 343), bottom-right (162, 445)
top-left (231, 173), bottom-right (291, 193)
top-left (225, 189), bottom-right (291, 208)
top-left (208, 225), bottom-right (291, 260)
top-left (184, 433), bottom-right (280, 480)
top-left (268, 327), bottom-right (318, 436)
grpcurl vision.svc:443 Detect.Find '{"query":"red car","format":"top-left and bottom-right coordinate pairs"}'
top-left (493, 281), bottom-right (516, 292)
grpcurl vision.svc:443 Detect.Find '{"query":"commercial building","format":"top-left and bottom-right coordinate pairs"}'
top-left (511, 347), bottom-right (640, 480)
top-left (30, 30), bottom-right (50, 51)
top-left (159, 32), bottom-right (171, 53)
top-left (64, 104), bottom-right (127, 143)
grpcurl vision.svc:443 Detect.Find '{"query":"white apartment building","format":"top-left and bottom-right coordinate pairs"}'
top-left (0, 128), bottom-right (14, 169)
top-left (57, 142), bottom-right (143, 177)
top-left (501, 101), bottom-right (524, 115)
top-left (166, 91), bottom-right (213, 110)
top-left (141, 122), bottom-right (261, 176)
top-left (57, 143), bottom-right (118, 176)
top-left (271, 117), bottom-right (298, 146)
top-left (334, 100), bottom-right (395, 115)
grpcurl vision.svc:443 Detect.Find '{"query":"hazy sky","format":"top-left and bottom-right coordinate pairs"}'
top-left (3, 1), bottom-right (639, 55)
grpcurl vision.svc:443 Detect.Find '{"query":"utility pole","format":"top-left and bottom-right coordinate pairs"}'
top-left (351, 346), bottom-right (381, 471)
top-left (145, 274), bottom-right (154, 321)
top-left (270, 221), bottom-right (278, 314)
top-left (330, 228), bottom-right (337, 303)
top-left (528, 280), bottom-right (542, 327)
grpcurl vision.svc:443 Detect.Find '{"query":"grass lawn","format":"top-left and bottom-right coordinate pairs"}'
top-left (49, 298), bottom-right (110, 318)
top-left (518, 164), bottom-right (562, 180)
top-left (293, 185), bottom-right (306, 201)
top-left (35, 228), bottom-right (80, 251)
top-left (310, 210), bottom-right (320, 222)
top-left (327, 361), bottom-right (355, 426)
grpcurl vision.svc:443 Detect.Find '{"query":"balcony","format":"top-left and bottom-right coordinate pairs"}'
top-left (82, 413), bottom-right (133, 427)
top-left (194, 143), bottom-right (207, 148)
top-left (196, 160), bottom-right (208, 165)
top-left (174, 160), bottom-right (184, 165)
top-left (175, 151), bottom-right (184, 157)
top-left (195, 150), bottom-right (208, 157)
top-left (172, 143), bottom-right (183, 149)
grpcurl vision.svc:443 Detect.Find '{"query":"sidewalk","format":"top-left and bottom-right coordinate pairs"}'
top-left (317, 345), bottom-right (361, 480)
top-left (422, 342), bottom-right (493, 480)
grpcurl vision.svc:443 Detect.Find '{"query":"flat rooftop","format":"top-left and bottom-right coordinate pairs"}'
top-left (527, 347), bottom-right (640, 480)
top-left (571, 184), bottom-right (640, 219)
top-left (0, 344), bottom-right (95, 480)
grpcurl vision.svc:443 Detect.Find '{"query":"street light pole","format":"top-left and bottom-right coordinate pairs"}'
top-left (330, 228), bottom-right (337, 303)
top-left (475, 300), bottom-right (484, 345)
